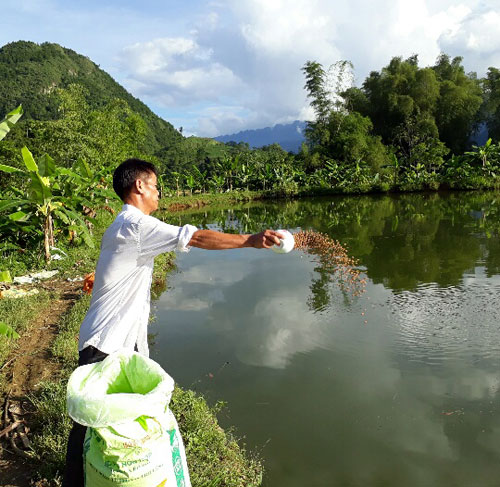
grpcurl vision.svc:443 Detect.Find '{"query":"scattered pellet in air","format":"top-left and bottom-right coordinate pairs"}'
top-left (293, 230), bottom-right (366, 297)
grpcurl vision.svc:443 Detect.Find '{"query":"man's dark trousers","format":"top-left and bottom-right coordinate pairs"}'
top-left (62, 345), bottom-right (108, 487)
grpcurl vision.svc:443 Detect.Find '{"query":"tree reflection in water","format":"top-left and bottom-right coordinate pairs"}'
top-left (158, 191), bottom-right (500, 307)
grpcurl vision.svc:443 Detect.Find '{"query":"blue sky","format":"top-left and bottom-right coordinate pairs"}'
top-left (2, 0), bottom-right (500, 137)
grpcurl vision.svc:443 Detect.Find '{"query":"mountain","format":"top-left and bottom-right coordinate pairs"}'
top-left (215, 120), bottom-right (306, 152)
top-left (0, 41), bottom-right (181, 153)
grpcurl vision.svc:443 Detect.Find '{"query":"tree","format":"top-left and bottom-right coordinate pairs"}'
top-left (482, 67), bottom-right (500, 142)
top-left (302, 60), bottom-right (354, 149)
top-left (302, 61), bottom-right (391, 174)
top-left (344, 54), bottom-right (482, 158)
top-left (432, 55), bottom-right (483, 154)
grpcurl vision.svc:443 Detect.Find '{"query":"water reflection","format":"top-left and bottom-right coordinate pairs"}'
top-left (159, 250), bottom-right (339, 369)
top-left (151, 191), bottom-right (500, 487)
top-left (160, 191), bottom-right (500, 291)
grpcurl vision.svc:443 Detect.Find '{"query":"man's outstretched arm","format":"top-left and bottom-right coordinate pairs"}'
top-left (188, 229), bottom-right (283, 250)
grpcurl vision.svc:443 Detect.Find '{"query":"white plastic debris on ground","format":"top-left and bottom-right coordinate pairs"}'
top-left (13, 270), bottom-right (59, 285)
top-left (50, 246), bottom-right (67, 260)
top-left (0, 288), bottom-right (39, 299)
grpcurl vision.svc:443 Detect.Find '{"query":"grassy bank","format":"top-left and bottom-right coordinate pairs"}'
top-left (0, 199), bottom-right (263, 486)
top-left (160, 189), bottom-right (266, 211)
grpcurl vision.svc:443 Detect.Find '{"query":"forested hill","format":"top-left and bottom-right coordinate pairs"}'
top-left (0, 40), bottom-right (181, 153)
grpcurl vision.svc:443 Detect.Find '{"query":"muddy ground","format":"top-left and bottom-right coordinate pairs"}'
top-left (0, 280), bottom-right (81, 487)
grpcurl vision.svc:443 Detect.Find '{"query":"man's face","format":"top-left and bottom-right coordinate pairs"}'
top-left (141, 172), bottom-right (159, 214)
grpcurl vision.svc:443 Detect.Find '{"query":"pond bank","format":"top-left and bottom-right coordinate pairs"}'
top-left (0, 198), bottom-right (264, 486)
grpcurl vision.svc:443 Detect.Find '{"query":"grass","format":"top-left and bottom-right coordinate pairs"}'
top-left (50, 294), bottom-right (91, 369)
top-left (172, 388), bottom-right (263, 487)
top-left (29, 380), bottom-right (73, 481)
top-left (0, 290), bottom-right (53, 390)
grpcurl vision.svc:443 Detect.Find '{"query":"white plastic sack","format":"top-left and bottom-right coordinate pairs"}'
top-left (67, 350), bottom-right (191, 487)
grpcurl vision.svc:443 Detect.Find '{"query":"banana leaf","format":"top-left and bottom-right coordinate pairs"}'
top-left (54, 209), bottom-right (70, 224)
top-left (21, 146), bottom-right (38, 172)
top-left (39, 153), bottom-right (56, 177)
top-left (29, 173), bottom-right (52, 203)
top-left (0, 322), bottom-right (20, 339)
top-left (0, 199), bottom-right (29, 212)
top-left (0, 106), bottom-right (23, 142)
top-left (0, 271), bottom-right (12, 282)
top-left (74, 157), bottom-right (93, 179)
top-left (0, 163), bottom-right (22, 173)
top-left (57, 167), bottom-right (84, 179)
top-left (8, 211), bottom-right (30, 222)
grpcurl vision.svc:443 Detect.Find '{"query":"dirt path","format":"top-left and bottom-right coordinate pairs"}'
top-left (0, 280), bottom-right (81, 487)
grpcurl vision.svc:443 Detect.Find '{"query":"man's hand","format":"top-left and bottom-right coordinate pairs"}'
top-left (247, 230), bottom-right (284, 249)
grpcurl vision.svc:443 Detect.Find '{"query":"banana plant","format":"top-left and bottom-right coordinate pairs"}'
top-left (189, 165), bottom-right (207, 192)
top-left (237, 161), bottom-right (254, 191)
top-left (217, 155), bottom-right (241, 192)
top-left (381, 153), bottom-right (400, 186)
top-left (465, 138), bottom-right (493, 168)
top-left (208, 173), bottom-right (225, 193)
top-left (0, 148), bottom-right (98, 261)
top-left (169, 171), bottom-right (183, 196)
top-left (184, 173), bottom-right (196, 195)
top-left (258, 163), bottom-right (274, 191)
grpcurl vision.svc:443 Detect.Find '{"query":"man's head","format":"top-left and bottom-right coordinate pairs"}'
top-left (113, 158), bottom-right (159, 214)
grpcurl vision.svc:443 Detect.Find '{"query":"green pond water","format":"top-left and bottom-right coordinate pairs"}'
top-left (150, 191), bottom-right (500, 487)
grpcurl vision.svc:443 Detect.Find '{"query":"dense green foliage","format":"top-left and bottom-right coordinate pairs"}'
top-left (0, 106), bottom-right (118, 262)
top-left (301, 54), bottom-right (500, 191)
top-left (343, 54), bottom-right (483, 154)
top-left (483, 67), bottom-right (500, 142)
top-left (0, 41), bottom-right (181, 153)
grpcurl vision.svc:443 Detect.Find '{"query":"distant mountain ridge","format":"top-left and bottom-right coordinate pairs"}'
top-left (0, 40), bottom-right (181, 153)
top-left (215, 120), bottom-right (306, 152)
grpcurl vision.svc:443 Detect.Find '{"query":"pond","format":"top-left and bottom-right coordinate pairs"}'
top-left (150, 191), bottom-right (500, 487)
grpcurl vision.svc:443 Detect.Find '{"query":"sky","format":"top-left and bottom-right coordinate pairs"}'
top-left (2, 0), bottom-right (500, 137)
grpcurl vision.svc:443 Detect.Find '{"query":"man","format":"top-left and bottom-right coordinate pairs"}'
top-left (63, 158), bottom-right (283, 486)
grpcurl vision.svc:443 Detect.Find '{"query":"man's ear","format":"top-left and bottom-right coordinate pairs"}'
top-left (135, 178), bottom-right (146, 194)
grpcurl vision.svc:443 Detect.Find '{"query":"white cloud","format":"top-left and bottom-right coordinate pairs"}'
top-left (439, 8), bottom-right (500, 71)
top-left (119, 37), bottom-right (245, 107)
top-left (196, 107), bottom-right (247, 137)
top-left (122, 38), bottom-right (207, 75)
top-left (240, 293), bottom-right (326, 369)
top-left (235, 0), bottom-right (339, 61)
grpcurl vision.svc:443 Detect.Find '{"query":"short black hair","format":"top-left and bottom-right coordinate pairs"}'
top-left (113, 158), bottom-right (158, 201)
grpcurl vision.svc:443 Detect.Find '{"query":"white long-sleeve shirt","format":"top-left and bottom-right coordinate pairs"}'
top-left (78, 204), bottom-right (197, 356)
